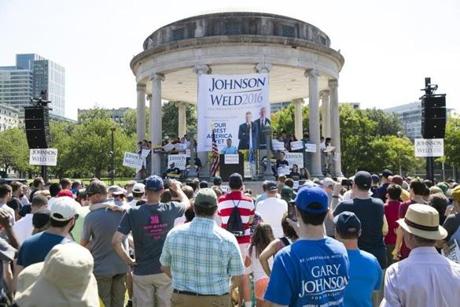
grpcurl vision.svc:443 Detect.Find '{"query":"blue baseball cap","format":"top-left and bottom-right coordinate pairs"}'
top-left (334, 211), bottom-right (361, 237)
top-left (144, 175), bottom-right (164, 192)
top-left (294, 186), bottom-right (329, 214)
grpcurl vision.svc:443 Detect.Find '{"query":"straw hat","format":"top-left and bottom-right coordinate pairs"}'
top-left (397, 204), bottom-right (447, 241)
top-left (15, 243), bottom-right (99, 307)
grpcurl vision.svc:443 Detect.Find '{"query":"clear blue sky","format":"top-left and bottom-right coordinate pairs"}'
top-left (1, 0), bottom-right (459, 119)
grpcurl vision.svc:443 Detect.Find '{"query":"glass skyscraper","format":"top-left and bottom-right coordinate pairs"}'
top-left (0, 54), bottom-right (65, 117)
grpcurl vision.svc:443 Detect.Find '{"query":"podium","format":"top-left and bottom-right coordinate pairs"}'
top-left (219, 153), bottom-right (244, 181)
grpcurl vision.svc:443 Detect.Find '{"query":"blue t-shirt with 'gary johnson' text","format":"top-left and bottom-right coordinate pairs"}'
top-left (265, 237), bottom-right (349, 307)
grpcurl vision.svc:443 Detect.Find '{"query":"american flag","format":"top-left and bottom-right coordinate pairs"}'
top-left (210, 128), bottom-right (220, 176)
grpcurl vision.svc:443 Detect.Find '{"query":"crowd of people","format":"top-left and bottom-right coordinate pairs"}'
top-left (0, 169), bottom-right (458, 306)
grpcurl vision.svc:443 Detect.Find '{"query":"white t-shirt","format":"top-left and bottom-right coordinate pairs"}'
top-left (128, 198), bottom-right (142, 209)
top-left (342, 190), bottom-right (373, 201)
top-left (256, 197), bottom-right (287, 238)
top-left (248, 246), bottom-right (272, 281)
top-left (13, 213), bottom-right (33, 245)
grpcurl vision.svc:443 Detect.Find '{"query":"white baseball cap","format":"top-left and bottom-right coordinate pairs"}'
top-left (132, 183), bottom-right (145, 194)
top-left (48, 197), bottom-right (78, 222)
top-left (321, 178), bottom-right (335, 188)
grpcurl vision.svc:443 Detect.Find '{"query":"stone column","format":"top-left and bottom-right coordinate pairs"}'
top-left (256, 63), bottom-right (274, 179)
top-left (329, 79), bottom-right (343, 177)
top-left (149, 73), bottom-right (164, 176)
top-left (320, 90), bottom-right (331, 138)
top-left (293, 98), bottom-right (304, 141)
top-left (305, 69), bottom-right (323, 178)
top-left (194, 64), bottom-right (211, 178)
top-left (136, 83), bottom-right (146, 142)
top-left (176, 102), bottom-right (187, 138)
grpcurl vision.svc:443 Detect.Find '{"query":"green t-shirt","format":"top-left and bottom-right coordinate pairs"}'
top-left (71, 206), bottom-right (90, 243)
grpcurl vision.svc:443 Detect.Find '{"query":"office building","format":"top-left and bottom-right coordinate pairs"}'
top-left (0, 104), bottom-right (20, 131)
top-left (0, 54), bottom-right (65, 117)
top-left (384, 102), bottom-right (422, 139)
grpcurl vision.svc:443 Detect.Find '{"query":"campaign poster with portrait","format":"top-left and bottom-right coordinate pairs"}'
top-left (197, 73), bottom-right (270, 152)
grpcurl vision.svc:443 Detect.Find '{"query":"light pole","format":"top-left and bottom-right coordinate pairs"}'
top-left (110, 127), bottom-right (116, 185)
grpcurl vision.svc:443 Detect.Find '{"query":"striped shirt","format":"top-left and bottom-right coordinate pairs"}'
top-left (218, 191), bottom-right (255, 244)
top-left (160, 217), bottom-right (244, 295)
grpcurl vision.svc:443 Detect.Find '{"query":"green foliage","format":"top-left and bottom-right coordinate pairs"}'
top-left (271, 103), bottom-right (421, 176)
top-left (162, 102), bottom-right (197, 138)
top-left (45, 108), bottom-right (137, 178)
top-left (0, 128), bottom-right (31, 174)
top-left (339, 105), bottom-right (377, 175)
top-left (339, 105), bottom-right (420, 175)
top-left (271, 103), bottom-right (309, 137)
top-left (367, 136), bottom-right (421, 175)
top-left (444, 116), bottom-right (460, 167)
top-left (78, 108), bottom-right (110, 123)
top-left (364, 108), bottom-right (403, 136)
top-left (122, 108), bottom-right (149, 137)
top-left (58, 118), bottom-right (136, 178)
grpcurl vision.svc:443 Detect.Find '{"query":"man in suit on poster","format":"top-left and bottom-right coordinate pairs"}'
top-left (238, 111), bottom-right (256, 150)
top-left (253, 106), bottom-right (271, 149)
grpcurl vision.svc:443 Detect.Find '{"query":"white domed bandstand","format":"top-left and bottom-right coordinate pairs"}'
top-left (131, 12), bottom-right (344, 178)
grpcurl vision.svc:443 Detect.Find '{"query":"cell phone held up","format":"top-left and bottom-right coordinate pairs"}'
top-left (288, 201), bottom-right (297, 222)
top-left (341, 179), bottom-right (352, 187)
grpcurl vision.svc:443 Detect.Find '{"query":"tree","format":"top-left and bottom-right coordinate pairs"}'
top-left (48, 108), bottom-right (138, 178)
top-left (444, 116), bottom-right (460, 167)
top-left (363, 108), bottom-right (403, 136)
top-left (122, 107), bottom-right (149, 137)
top-left (78, 108), bottom-right (110, 123)
top-left (162, 102), bottom-right (197, 138)
top-left (64, 118), bottom-right (136, 178)
top-left (339, 105), bottom-right (377, 175)
top-left (50, 121), bottom-right (76, 178)
top-left (0, 128), bottom-right (30, 175)
top-left (367, 136), bottom-right (421, 175)
top-left (271, 103), bottom-right (309, 137)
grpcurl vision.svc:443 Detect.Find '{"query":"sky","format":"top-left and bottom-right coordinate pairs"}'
top-left (1, 0), bottom-right (459, 120)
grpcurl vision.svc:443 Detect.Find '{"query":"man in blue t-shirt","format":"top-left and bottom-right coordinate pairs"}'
top-left (335, 211), bottom-right (382, 307)
top-left (16, 196), bottom-right (77, 276)
top-left (264, 186), bottom-right (350, 307)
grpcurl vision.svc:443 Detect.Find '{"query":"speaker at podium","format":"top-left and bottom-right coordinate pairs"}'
top-left (219, 153), bottom-right (244, 181)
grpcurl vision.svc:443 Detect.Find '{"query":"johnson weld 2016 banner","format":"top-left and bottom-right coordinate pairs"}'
top-left (197, 73), bottom-right (270, 152)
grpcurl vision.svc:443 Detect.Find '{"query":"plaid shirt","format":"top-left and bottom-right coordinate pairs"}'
top-left (160, 217), bottom-right (244, 295)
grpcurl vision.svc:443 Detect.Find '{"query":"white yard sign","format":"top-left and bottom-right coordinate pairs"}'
top-left (167, 154), bottom-right (187, 170)
top-left (29, 148), bottom-right (58, 166)
top-left (304, 143), bottom-right (317, 153)
top-left (224, 154), bottom-right (239, 165)
top-left (414, 138), bottom-right (444, 157)
top-left (285, 152), bottom-right (304, 168)
top-left (123, 152), bottom-right (143, 170)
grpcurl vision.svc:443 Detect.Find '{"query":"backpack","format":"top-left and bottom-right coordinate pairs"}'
top-left (226, 200), bottom-right (244, 237)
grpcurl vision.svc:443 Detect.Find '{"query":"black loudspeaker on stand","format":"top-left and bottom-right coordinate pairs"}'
top-left (421, 95), bottom-right (446, 139)
top-left (420, 77), bottom-right (446, 181)
top-left (24, 106), bottom-right (51, 149)
top-left (24, 93), bottom-right (52, 182)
